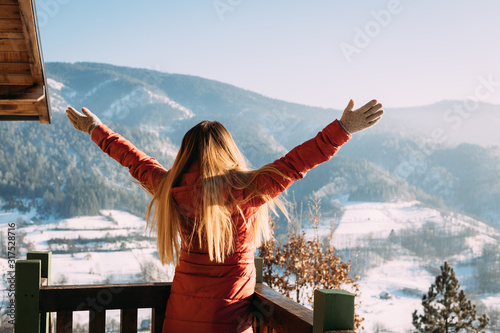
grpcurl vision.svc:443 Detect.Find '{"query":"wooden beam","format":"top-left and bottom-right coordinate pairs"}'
top-left (0, 39), bottom-right (28, 52)
top-left (254, 283), bottom-right (313, 333)
top-left (152, 307), bottom-right (165, 333)
top-left (15, 260), bottom-right (41, 333)
top-left (120, 308), bottom-right (138, 333)
top-left (39, 282), bottom-right (173, 312)
top-left (0, 62), bottom-right (31, 74)
top-left (0, 31), bottom-right (24, 38)
top-left (18, 0), bottom-right (52, 124)
top-left (0, 5), bottom-right (21, 19)
top-left (0, 0), bottom-right (19, 4)
top-left (56, 311), bottom-right (73, 333)
top-left (0, 73), bottom-right (33, 85)
top-left (0, 19), bottom-right (23, 32)
top-left (0, 114), bottom-right (39, 120)
top-left (37, 97), bottom-right (50, 124)
top-left (89, 310), bottom-right (106, 333)
top-left (0, 84), bottom-right (43, 103)
top-left (27, 251), bottom-right (52, 284)
top-left (0, 104), bottom-right (39, 115)
top-left (27, 251), bottom-right (52, 333)
top-left (0, 51), bottom-right (29, 62)
top-left (18, 0), bottom-right (43, 85)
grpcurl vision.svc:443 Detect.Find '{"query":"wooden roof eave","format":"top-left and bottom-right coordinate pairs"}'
top-left (0, 0), bottom-right (51, 124)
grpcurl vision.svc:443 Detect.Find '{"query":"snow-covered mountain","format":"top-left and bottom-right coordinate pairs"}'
top-left (40, 62), bottom-right (500, 226)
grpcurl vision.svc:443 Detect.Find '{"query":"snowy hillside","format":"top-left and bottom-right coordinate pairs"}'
top-left (0, 209), bottom-right (174, 286)
top-left (300, 201), bottom-right (500, 332)
top-left (2, 200), bottom-right (499, 332)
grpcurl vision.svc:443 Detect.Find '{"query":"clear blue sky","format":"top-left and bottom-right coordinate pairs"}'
top-left (37, 0), bottom-right (500, 109)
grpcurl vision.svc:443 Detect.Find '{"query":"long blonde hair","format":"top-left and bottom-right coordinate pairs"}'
top-left (146, 120), bottom-right (289, 265)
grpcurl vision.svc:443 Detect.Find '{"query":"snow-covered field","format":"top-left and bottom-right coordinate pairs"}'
top-left (304, 201), bottom-right (500, 332)
top-left (1, 201), bottom-right (499, 332)
top-left (0, 209), bottom-right (174, 331)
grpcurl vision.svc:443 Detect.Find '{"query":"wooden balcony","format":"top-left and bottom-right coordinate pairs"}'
top-left (15, 252), bottom-right (356, 333)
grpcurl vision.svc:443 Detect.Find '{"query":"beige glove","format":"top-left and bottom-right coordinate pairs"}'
top-left (339, 99), bottom-right (384, 134)
top-left (66, 107), bottom-right (103, 135)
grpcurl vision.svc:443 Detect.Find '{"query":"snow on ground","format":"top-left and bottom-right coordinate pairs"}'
top-left (0, 208), bottom-right (37, 226)
top-left (1, 201), bottom-right (499, 331)
top-left (302, 201), bottom-right (499, 254)
top-left (0, 208), bottom-right (174, 331)
top-left (357, 258), bottom-right (434, 333)
top-left (330, 201), bottom-right (441, 249)
top-left (13, 210), bottom-right (176, 286)
top-left (300, 201), bottom-right (500, 331)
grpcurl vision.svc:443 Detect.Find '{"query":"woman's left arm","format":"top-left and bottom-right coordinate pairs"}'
top-left (249, 99), bottom-right (383, 203)
top-left (66, 107), bottom-right (168, 194)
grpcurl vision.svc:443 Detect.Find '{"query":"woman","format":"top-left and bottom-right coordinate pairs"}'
top-left (66, 99), bottom-right (383, 332)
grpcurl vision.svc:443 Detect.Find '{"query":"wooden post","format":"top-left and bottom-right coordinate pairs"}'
top-left (313, 289), bottom-right (355, 333)
top-left (254, 256), bottom-right (263, 283)
top-left (15, 259), bottom-right (41, 333)
top-left (27, 251), bottom-right (51, 285)
top-left (27, 251), bottom-right (51, 333)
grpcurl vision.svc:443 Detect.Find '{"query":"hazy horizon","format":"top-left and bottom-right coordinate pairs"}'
top-left (46, 61), bottom-right (500, 110)
top-left (37, 0), bottom-right (500, 110)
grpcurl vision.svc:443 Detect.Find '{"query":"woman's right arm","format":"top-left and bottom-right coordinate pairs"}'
top-left (91, 124), bottom-right (168, 194)
top-left (66, 107), bottom-right (168, 194)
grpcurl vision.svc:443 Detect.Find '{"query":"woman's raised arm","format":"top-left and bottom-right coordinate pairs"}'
top-left (249, 99), bottom-right (384, 204)
top-left (66, 107), bottom-right (168, 194)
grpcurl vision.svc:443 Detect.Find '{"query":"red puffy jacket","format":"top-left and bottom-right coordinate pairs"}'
top-left (91, 120), bottom-right (350, 333)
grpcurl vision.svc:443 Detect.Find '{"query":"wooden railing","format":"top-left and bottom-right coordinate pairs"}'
top-left (15, 252), bottom-right (355, 333)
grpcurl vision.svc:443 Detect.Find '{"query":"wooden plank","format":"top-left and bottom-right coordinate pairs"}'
top-left (0, 84), bottom-right (43, 102)
top-left (0, 104), bottom-right (38, 115)
top-left (89, 310), bottom-right (106, 333)
top-left (37, 97), bottom-right (50, 123)
top-left (0, 51), bottom-right (29, 62)
top-left (0, 114), bottom-right (38, 120)
top-left (0, 39), bottom-right (27, 52)
top-left (27, 251), bottom-right (52, 332)
top-left (0, 5), bottom-right (21, 19)
top-left (19, 0), bottom-right (52, 124)
top-left (0, 62), bottom-right (31, 74)
top-left (120, 308), bottom-right (138, 333)
top-left (152, 307), bottom-right (165, 333)
top-left (56, 311), bottom-right (73, 333)
top-left (0, 19), bottom-right (22, 32)
top-left (40, 283), bottom-right (173, 312)
top-left (14, 260), bottom-right (41, 333)
top-left (0, 32), bottom-right (24, 38)
top-left (254, 283), bottom-right (313, 333)
top-left (18, 0), bottom-right (43, 84)
top-left (0, 0), bottom-right (18, 4)
top-left (0, 73), bottom-right (33, 85)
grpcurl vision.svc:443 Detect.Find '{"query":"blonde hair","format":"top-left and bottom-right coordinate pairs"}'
top-left (146, 120), bottom-right (289, 265)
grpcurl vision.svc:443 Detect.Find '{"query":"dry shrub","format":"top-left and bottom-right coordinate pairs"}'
top-left (259, 197), bottom-right (363, 330)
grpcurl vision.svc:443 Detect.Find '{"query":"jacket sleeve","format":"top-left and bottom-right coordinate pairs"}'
top-left (91, 124), bottom-right (168, 194)
top-left (248, 119), bottom-right (351, 206)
